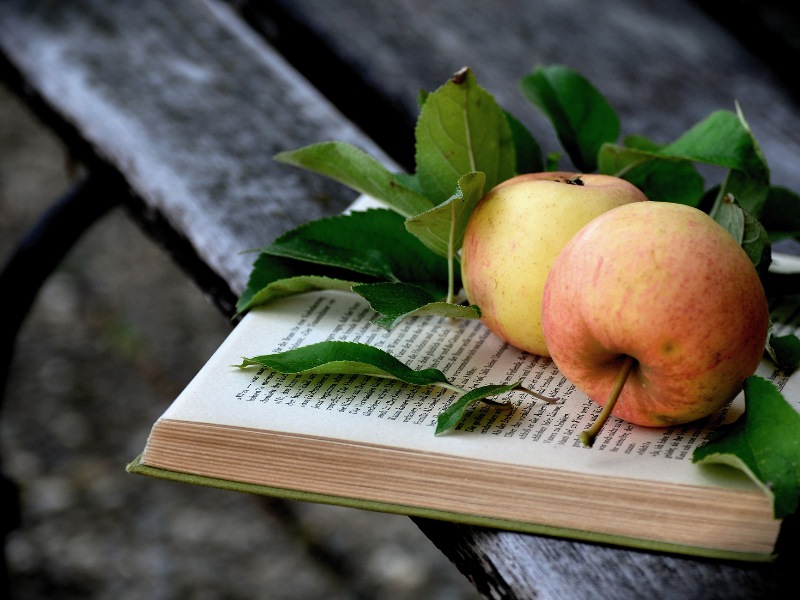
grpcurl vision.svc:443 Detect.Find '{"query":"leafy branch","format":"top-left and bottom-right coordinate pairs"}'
top-left (235, 63), bottom-right (800, 516)
top-left (242, 64), bottom-right (800, 330)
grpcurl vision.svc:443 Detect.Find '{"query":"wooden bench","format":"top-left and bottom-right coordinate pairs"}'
top-left (2, 0), bottom-right (799, 597)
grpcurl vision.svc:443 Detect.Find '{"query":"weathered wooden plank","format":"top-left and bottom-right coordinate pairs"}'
top-left (0, 0), bottom-right (389, 305)
top-left (416, 519), bottom-right (794, 599)
top-left (1, 1), bottom-right (797, 598)
top-left (242, 0), bottom-right (800, 194)
top-left (691, 0), bottom-right (800, 82)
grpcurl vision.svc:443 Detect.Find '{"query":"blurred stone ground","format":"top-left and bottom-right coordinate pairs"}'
top-left (0, 83), bottom-right (481, 600)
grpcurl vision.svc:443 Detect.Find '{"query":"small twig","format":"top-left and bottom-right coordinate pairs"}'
top-left (513, 385), bottom-right (562, 404)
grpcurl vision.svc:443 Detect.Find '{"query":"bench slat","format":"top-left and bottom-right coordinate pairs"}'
top-left (243, 0), bottom-right (800, 193)
top-left (0, 0), bottom-right (390, 300)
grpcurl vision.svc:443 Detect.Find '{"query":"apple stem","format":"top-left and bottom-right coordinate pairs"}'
top-left (579, 355), bottom-right (636, 447)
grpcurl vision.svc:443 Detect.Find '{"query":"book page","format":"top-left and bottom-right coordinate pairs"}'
top-left (159, 284), bottom-right (799, 490)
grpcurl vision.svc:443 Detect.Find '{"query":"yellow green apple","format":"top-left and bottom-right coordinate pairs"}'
top-left (460, 171), bottom-right (648, 356)
top-left (541, 201), bottom-right (769, 442)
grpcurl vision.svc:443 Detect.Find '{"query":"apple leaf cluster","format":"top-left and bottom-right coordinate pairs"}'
top-left (237, 67), bottom-right (517, 322)
top-left (235, 64), bottom-right (800, 518)
top-left (239, 65), bottom-right (798, 336)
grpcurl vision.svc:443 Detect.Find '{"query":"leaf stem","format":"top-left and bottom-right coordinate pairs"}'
top-left (580, 355), bottom-right (636, 447)
top-left (439, 382), bottom-right (558, 403)
top-left (708, 170), bottom-right (733, 218)
top-left (447, 200), bottom-right (456, 304)
top-left (612, 158), bottom-right (647, 179)
top-left (439, 382), bottom-right (469, 394)
top-left (513, 386), bottom-right (561, 404)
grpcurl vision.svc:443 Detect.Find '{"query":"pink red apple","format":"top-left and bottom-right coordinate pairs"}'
top-left (460, 172), bottom-right (648, 356)
top-left (541, 201), bottom-right (769, 438)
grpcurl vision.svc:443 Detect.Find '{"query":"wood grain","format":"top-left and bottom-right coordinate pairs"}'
top-left (243, 0), bottom-right (800, 192)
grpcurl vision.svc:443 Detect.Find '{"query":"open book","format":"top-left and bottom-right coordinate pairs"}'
top-left (127, 246), bottom-right (800, 563)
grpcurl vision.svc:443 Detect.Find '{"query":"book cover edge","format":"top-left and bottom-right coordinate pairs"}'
top-left (126, 453), bottom-right (777, 563)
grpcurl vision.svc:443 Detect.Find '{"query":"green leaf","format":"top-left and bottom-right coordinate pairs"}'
top-left (261, 208), bottom-right (450, 297)
top-left (712, 194), bottom-right (745, 242)
top-left (394, 172), bottom-right (425, 195)
top-left (660, 108), bottom-right (770, 216)
top-left (274, 141), bottom-right (434, 218)
top-left (405, 171), bottom-right (486, 302)
top-left (506, 110), bottom-right (544, 174)
top-left (661, 109), bottom-right (766, 175)
top-left (693, 376), bottom-right (800, 518)
top-left (740, 208), bottom-right (772, 275)
top-left (414, 67), bottom-right (516, 204)
top-left (238, 340), bottom-right (451, 387)
top-left (597, 142), bottom-right (705, 206)
top-left (759, 186), bottom-right (800, 242)
top-left (710, 194), bottom-right (772, 275)
top-left (520, 64), bottom-right (620, 173)
top-left (236, 253), bottom-right (370, 315)
top-left (767, 332), bottom-right (800, 373)
top-left (352, 282), bottom-right (481, 329)
top-left (435, 382), bottom-right (520, 435)
top-left (238, 341), bottom-right (527, 435)
top-left (545, 152), bottom-right (561, 171)
top-left (405, 171), bottom-right (486, 257)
